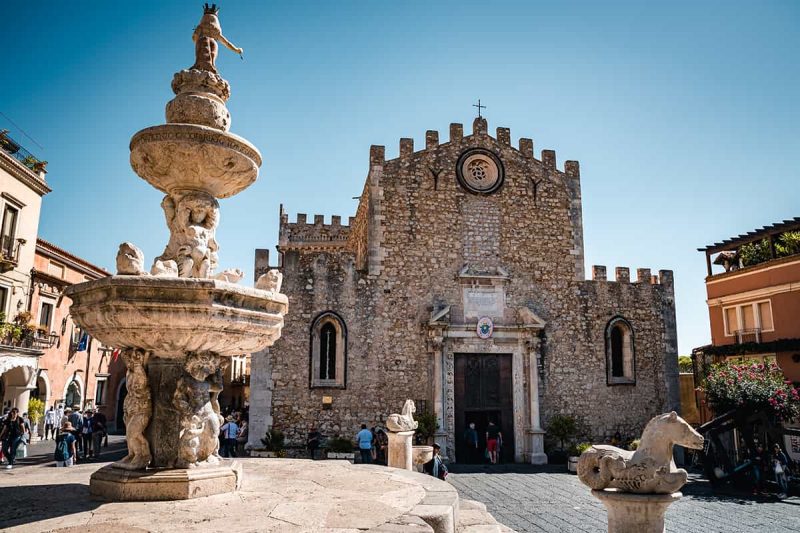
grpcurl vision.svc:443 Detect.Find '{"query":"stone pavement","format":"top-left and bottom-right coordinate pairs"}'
top-left (448, 464), bottom-right (800, 533)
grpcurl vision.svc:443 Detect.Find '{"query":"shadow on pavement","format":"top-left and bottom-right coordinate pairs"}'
top-left (0, 483), bottom-right (104, 528)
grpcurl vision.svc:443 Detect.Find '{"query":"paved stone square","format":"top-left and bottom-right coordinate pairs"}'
top-left (448, 465), bottom-right (800, 533)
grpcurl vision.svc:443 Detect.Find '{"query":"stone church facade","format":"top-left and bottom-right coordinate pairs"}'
top-left (254, 117), bottom-right (680, 463)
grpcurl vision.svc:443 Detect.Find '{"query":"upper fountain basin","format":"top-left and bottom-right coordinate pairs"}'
top-left (129, 124), bottom-right (262, 199)
top-left (64, 276), bottom-right (287, 357)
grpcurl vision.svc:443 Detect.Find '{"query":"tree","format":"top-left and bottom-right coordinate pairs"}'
top-left (28, 397), bottom-right (45, 434)
top-left (547, 414), bottom-right (577, 451)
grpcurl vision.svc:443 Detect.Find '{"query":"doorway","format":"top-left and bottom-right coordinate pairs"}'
top-left (454, 353), bottom-right (514, 463)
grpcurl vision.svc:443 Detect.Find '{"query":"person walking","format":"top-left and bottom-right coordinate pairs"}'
top-left (236, 416), bottom-right (249, 456)
top-left (773, 444), bottom-right (790, 498)
top-left (752, 444), bottom-right (767, 495)
top-left (307, 426), bottom-right (322, 460)
top-left (0, 408), bottom-right (26, 469)
top-left (356, 424), bottom-right (373, 464)
top-left (81, 409), bottom-right (94, 459)
top-left (91, 409), bottom-right (108, 459)
top-left (375, 428), bottom-right (388, 465)
top-left (485, 420), bottom-right (502, 465)
top-left (68, 406), bottom-right (84, 455)
top-left (44, 406), bottom-right (58, 440)
top-left (54, 421), bottom-right (78, 467)
top-left (220, 416), bottom-right (239, 457)
top-left (423, 443), bottom-right (448, 480)
top-left (464, 422), bottom-right (479, 463)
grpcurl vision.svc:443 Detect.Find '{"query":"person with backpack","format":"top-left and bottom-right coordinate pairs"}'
top-left (0, 408), bottom-right (26, 469)
top-left (55, 421), bottom-right (78, 467)
top-left (68, 406), bottom-right (83, 455)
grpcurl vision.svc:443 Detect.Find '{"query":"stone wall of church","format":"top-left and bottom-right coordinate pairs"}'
top-left (267, 117), bottom-right (678, 452)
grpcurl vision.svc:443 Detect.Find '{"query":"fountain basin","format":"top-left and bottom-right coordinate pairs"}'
top-left (129, 123), bottom-right (262, 198)
top-left (64, 276), bottom-right (287, 357)
top-left (412, 445), bottom-right (434, 465)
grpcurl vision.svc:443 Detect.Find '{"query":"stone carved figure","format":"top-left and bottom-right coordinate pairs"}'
top-left (577, 412), bottom-right (704, 494)
top-left (115, 349), bottom-right (152, 470)
top-left (151, 259), bottom-right (179, 277)
top-left (173, 352), bottom-right (225, 468)
top-left (213, 268), bottom-right (244, 283)
top-left (256, 269), bottom-right (283, 292)
top-left (116, 242), bottom-right (147, 275)
top-left (192, 4), bottom-right (243, 74)
top-left (154, 192), bottom-right (220, 279)
top-left (386, 399), bottom-right (419, 433)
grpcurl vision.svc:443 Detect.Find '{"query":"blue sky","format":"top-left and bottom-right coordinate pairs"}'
top-left (3, 1), bottom-right (799, 355)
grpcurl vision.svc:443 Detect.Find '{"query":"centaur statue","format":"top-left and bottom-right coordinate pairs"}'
top-left (577, 411), bottom-right (704, 494)
top-left (386, 399), bottom-right (419, 433)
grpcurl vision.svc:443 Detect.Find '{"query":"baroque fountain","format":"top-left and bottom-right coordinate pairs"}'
top-left (65, 4), bottom-right (287, 500)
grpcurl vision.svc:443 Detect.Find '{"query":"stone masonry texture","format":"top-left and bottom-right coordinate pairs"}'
top-left (263, 116), bottom-right (680, 453)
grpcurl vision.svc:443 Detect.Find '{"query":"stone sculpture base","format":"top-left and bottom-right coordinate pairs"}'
top-left (89, 462), bottom-right (243, 501)
top-left (592, 489), bottom-right (681, 533)
top-left (8, 458), bottom-right (486, 533)
top-left (387, 430), bottom-right (415, 470)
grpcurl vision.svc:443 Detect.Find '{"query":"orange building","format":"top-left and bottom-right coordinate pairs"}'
top-left (693, 218), bottom-right (800, 397)
top-left (29, 239), bottom-right (126, 430)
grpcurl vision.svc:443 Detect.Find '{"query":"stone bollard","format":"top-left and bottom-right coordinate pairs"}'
top-left (387, 430), bottom-right (415, 470)
top-left (576, 412), bottom-right (704, 533)
top-left (593, 489), bottom-right (681, 533)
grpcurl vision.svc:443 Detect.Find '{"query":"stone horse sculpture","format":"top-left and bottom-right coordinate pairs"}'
top-left (386, 399), bottom-right (419, 433)
top-left (577, 411), bottom-right (704, 494)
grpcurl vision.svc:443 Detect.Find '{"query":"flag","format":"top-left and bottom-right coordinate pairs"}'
top-left (76, 332), bottom-right (89, 352)
top-left (112, 348), bottom-right (121, 362)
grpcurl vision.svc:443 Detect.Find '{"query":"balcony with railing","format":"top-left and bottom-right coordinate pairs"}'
top-left (735, 328), bottom-right (761, 345)
top-left (0, 235), bottom-right (25, 273)
top-left (0, 130), bottom-right (47, 178)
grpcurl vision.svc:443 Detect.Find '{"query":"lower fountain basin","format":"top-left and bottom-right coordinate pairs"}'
top-left (64, 275), bottom-right (287, 357)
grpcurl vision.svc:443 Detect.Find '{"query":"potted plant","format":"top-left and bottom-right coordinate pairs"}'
top-left (546, 414), bottom-right (577, 465)
top-left (255, 428), bottom-right (285, 458)
top-left (27, 397), bottom-right (44, 441)
top-left (326, 436), bottom-right (355, 461)
top-left (568, 442), bottom-right (592, 473)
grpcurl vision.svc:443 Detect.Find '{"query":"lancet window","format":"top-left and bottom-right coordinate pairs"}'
top-left (310, 311), bottom-right (347, 388)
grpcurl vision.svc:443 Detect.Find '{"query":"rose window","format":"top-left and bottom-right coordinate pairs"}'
top-left (468, 160), bottom-right (488, 181)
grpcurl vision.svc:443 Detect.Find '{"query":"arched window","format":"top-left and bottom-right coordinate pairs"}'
top-left (65, 380), bottom-right (82, 407)
top-left (606, 317), bottom-right (635, 384)
top-left (310, 312), bottom-right (347, 388)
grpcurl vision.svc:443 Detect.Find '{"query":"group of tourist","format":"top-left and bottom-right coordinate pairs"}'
top-left (462, 420), bottom-right (504, 464)
top-left (219, 411), bottom-right (249, 457)
top-left (751, 443), bottom-right (792, 498)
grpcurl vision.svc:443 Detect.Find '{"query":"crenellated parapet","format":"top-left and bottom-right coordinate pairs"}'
top-left (367, 116), bottom-right (580, 176)
top-left (278, 204), bottom-right (352, 252)
top-left (590, 265), bottom-right (674, 289)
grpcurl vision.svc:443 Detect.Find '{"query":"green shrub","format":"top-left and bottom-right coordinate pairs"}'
top-left (547, 414), bottom-right (577, 451)
top-left (260, 428), bottom-right (285, 451)
top-left (678, 356), bottom-right (693, 374)
top-left (327, 436), bottom-right (354, 453)
top-left (739, 239), bottom-right (771, 266)
top-left (414, 411), bottom-right (439, 444)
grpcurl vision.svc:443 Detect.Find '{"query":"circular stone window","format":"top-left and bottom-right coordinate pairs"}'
top-left (456, 148), bottom-right (504, 194)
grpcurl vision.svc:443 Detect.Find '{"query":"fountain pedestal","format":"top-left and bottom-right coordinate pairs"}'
top-left (387, 430), bottom-right (414, 470)
top-left (593, 490), bottom-right (681, 533)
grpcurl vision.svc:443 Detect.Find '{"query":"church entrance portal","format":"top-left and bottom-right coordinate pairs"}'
top-left (454, 353), bottom-right (514, 463)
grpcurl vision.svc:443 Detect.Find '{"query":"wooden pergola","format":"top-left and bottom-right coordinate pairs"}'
top-left (698, 217), bottom-right (800, 277)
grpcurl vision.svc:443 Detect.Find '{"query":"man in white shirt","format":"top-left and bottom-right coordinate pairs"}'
top-left (44, 406), bottom-right (58, 440)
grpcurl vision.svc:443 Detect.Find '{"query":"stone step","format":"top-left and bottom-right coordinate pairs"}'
top-left (459, 499), bottom-right (488, 512)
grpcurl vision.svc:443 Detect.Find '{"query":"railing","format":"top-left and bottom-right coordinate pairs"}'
top-left (0, 130), bottom-right (46, 174)
top-left (735, 328), bottom-right (761, 344)
top-left (0, 235), bottom-right (23, 273)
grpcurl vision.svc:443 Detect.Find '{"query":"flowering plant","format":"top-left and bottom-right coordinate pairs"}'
top-left (702, 362), bottom-right (800, 421)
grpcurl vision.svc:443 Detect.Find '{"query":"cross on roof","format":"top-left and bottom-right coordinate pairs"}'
top-left (473, 99), bottom-right (486, 118)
